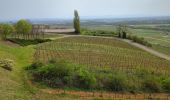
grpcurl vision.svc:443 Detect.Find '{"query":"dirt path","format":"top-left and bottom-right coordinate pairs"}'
top-left (41, 88), bottom-right (170, 100)
top-left (45, 29), bottom-right (75, 33)
top-left (121, 39), bottom-right (170, 61)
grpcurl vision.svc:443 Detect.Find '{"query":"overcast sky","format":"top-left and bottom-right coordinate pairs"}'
top-left (0, 0), bottom-right (170, 21)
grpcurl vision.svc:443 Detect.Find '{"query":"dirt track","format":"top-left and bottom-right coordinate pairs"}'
top-left (45, 29), bottom-right (75, 33)
top-left (121, 39), bottom-right (170, 61)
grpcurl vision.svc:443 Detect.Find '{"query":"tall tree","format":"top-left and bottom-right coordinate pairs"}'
top-left (15, 19), bottom-right (32, 39)
top-left (74, 10), bottom-right (81, 34)
top-left (116, 25), bottom-right (122, 38)
top-left (1, 24), bottom-right (14, 40)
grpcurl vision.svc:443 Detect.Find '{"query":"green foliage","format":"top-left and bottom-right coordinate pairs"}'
top-left (0, 59), bottom-right (13, 71)
top-left (116, 25), bottom-right (128, 39)
top-left (7, 38), bottom-right (51, 46)
top-left (0, 24), bottom-right (14, 39)
top-left (162, 78), bottom-right (170, 92)
top-left (15, 19), bottom-right (32, 39)
top-left (81, 28), bottom-right (115, 36)
top-left (27, 60), bottom-right (97, 89)
top-left (122, 32), bottom-right (127, 39)
top-left (74, 10), bottom-right (81, 34)
top-left (142, 76), bottom-right (162, 92)
top-left (109, 72), bottom-right (128, 92)
top-left (74, 68), bottom-right (96, 89)
top-left (127, 35), bottom-right (152, 47)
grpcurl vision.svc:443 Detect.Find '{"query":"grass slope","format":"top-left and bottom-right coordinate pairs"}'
top-left (0, 40), bottom-right (35, 100)
top-left (0, 39), bottom-right (101, 100)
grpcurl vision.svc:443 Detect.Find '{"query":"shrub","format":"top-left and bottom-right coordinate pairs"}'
top-left (74, 68), bottom-right (96, 89)
top-left (0, 59), bottom-right (13, 71)
top-left (109, 72), bottom-right (128, 92)
top-left (142, 76), bottom-right (162, 92)
top-left (127, 35), bottom-right (152, 47)
top-left (81, 28), bottom-right (115, 37)
top-left (32, 60), bottom-right (74, 87)
top-left (162, 78), bottom-right (170, 92)
top-left (26, 62), bottom-right (43, 70)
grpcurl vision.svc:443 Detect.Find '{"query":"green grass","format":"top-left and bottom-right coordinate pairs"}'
top-left (131, 28), bottom-right (170, 56)
top-left (0, 38), bottom-right (107, 100)
top-left (83, 24), bottom-right (170, 56)
top-left (0, 40), bottom-right (35, 99)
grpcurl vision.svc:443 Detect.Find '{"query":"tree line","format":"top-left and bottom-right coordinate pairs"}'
top-left (0, 19), bottom-right (32, 40)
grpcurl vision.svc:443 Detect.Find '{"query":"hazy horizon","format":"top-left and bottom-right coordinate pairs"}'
top-left (1, 0), bottom-right (170, 21)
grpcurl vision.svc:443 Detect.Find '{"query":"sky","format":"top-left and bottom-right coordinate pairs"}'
top-left (0, 0), bottom-right (170, 21)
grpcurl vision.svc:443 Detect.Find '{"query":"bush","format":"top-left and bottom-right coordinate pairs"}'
top-left (81, 28), bottom-right (115, 37)
top-left (26, 62), bottom-right (43, 70)
top-left (109, 72), bottom-right (128, 92)
top-left (27, 60), bottom-right (170, 93)
top-left (0, 59), bottom-right (13, 71)
top-left (32, 60), bottom-right (74, 87)
top-left (142, 76), bottom-right (162, 92)
top-left (127, 35), bottom-right (152, 47)
top-left (74, 68), bottom-right (96, 89)
top-left (162, 78), bottom-right (170, 92)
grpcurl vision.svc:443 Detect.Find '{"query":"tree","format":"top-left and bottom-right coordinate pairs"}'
top-left (122, 31), bottom-right (127, 39)
top-left (73, 10), bottom-right (81, 34)
top-left (15, 19), bottom-right (32, 39)
top-left (116, 25), bottom-right (122, 38)
top-left (116, 25), bottom-right (128, 39)
top-left (0, 24), bottom-right (14, 40)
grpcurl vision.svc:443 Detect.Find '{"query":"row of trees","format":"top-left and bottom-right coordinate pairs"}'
top-left (0, 10), bottom-right (81, 40)
top-left (0, 20), bottom-right (32, 40)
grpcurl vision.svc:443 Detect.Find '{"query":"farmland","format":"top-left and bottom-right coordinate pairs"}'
top-left (82, 23), bottom-right (170, 56)
top-left (35, 36), bottom-right (170, 70)
top-left (30, 36), bottom-right (170, 94)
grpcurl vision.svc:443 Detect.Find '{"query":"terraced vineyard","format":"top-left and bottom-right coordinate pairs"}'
top-left (34, 36), bottom-right (170, 73)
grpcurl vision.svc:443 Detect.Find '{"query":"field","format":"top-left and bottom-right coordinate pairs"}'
top-left (0, 34), bottom-right (170, 99)
top-left (35, 36), bottom-right (170, 70)
top-left (33, 36), bottom-right (170, 94)
top-left (130, 25), bottom-right (170, 56)
top-left (82, 24), bottom-right (170, 56)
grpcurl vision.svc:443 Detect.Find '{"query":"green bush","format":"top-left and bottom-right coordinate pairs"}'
top-left (27, 60), bottom-right (170, 93)
top-left (0, 59), bottom-right (13, 71)
top-left (109, 73), bottom-right (128, 92)
top-left (142, 76), bottom-right (162, 92)
top-left (26, 62), bottom-right (43, 70)
top-left (32, 60), bottom-right (74, 87)
top-left (74, 68), bottom-right (96, 89)
top-left (81, 28), bottom-right (115, 37)
top-left (162, 78), bottom-right (170, 92)
top-left (127, 35), bottom-right (152, 47)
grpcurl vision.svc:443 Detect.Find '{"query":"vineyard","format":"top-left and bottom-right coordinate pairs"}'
top-left (31, 36), bottom-right (170, 96)
top-left (34, 36), bottom-right (170, 72)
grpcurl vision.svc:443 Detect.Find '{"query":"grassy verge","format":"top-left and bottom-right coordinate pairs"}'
top-left (0, 40), bottom-right (35, 99)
